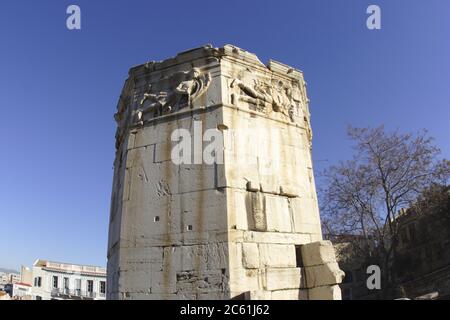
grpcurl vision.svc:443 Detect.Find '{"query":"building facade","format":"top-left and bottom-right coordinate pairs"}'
top-left (0, 273), bottom-right (9, 286)
top-left (393, 193), bottom-right (450, 299)
top-left (31, 259), bottom-right (106, 300)
top-left (12, 282), bottom-right (32, 300)
top-left (107, 45), bottom-right (343, 300)
top-left (334, 186), bottom-right (450, 300)
top-left (0, 272), bottom-right (20, 285)
top-left (20, 266), bottom-right (33, 285)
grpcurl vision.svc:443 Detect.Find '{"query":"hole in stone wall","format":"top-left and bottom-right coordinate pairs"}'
top-left (217, 124), bottom-right (228, 131)
top-left (154, 216), bottom-right (160, 222)
top-left (295, 245), bottom-right (304, 268)
top-left (187, 225), bottom-right (193, 231)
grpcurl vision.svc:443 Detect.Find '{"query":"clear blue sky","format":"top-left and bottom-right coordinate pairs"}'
top-left (0, 1), bottom-right (449, 270)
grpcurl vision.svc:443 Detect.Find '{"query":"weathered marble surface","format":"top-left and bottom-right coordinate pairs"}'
top-left (107, 45), bottom-right (343, 300)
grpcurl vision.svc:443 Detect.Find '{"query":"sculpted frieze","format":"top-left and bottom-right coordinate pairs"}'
top-left (135, 68), bottom-right (211, 124)
top-left (230, 72), bottom-right (303, 123)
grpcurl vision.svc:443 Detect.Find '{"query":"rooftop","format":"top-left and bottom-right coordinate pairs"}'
top-left (33, 259), bottom-right (106, 276)
top-left (14, 282), bottom-right (31, 287)
top-left (128, 44), bottom-right (304, 81)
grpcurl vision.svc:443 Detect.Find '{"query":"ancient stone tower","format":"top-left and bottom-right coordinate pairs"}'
top-left (107, 45), bottom-right (343, 300)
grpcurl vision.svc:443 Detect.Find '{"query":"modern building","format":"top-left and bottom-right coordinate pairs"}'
top-left (20, 266), bottom-right (33, 285)
top-left (31, 259), bottom-right (107, 300)
top-left (393, 190), bottom-right (450, 299)
top-left (331, 235), bottom-right (380, 300)
top-left (12, 282), bottom-right (32, 299)
top-left (333, 186), bottom-right (450, 300)
top-left (0, 272), bottom-right (20, 285)
top-left (0, 273), bottom-right (7, 285)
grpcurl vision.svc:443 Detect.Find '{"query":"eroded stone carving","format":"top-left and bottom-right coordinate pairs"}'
top-left (230, 74), bottom-right (301, 122)
top-left (114, 91), bottom-right (132, 151)
top-left (136, 68), bottom-right (211, 124)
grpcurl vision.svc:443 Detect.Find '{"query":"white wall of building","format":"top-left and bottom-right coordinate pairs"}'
top-left (12, 283), bottom-right (32, 298)
top-left (31, 260), bottom-right (106, 300)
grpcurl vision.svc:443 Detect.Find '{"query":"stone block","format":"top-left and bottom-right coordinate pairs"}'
top-left (150, 270), bottom-right (177, 294)
top-left (291, 197), bottom-right (322, 234)
top-left (229, 189), bottom-right (251, 230)
top-left (228, 242), bottom-right (243, 270)
top-left (163, 243), bottom-right (228, 272)
top-left (259, 244), bottom-right (296, 268)
top-left (310, 233), bottom-right (323, 242)
top-left (250, 191), bottom-right (266, 231)
top-left (176, 270), bottom-right (224, 294)
top-left (265, 194), bottom-right (292, 232)
top-left (300, 241), bottom-right (338, 267)
top-left (264, 268), bottom-right (305, 290)
top-left (304, 262), bottom-right (345, 288)
top-left (308, 285), bottom-right (342, 300)
top-left (121, 247), bottom-right (164, 271)
top-left (249, 290), bottom-right (272, 300)
top-left (271, 289), bottom-right (308, 300)
top-left (118, 270), bottom-right (152, 292)
top-left (229, 268), bottom-right (261, 292)
top-left (242, 243), bottom-right (259, 269)
top-left (242, 230), bottom-right (311, 245)
top-left (178, 164), bottom-right (217, 193)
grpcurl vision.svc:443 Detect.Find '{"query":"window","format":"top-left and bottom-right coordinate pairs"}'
top-left (38, 277), bottom-right (42, 287)
top-left (52, 276), bottom-right (58, 289)
top-left (87, 280), bottom-right (94, 293)
top-left (36, 296), bottom-right (42, 300)
top-left (75, 279), bottom-right (81, 296)
top-left (34, 276), bottom-right (42, 287)
top-left (100, 281), bottom-right (106, 294)
top-left (75, 279), bottom-right (81, 290)
top-left (63, 277), bottom-right (69, 291)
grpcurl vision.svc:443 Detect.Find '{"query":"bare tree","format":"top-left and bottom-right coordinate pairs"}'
top-left (320, 125), bottom-right (449, 298)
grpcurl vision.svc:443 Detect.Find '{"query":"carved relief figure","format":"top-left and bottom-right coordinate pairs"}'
top-left (231, 74), bottom-right (299, 122)
top-left (138, 87), bottom-right (170, 122)
top-left (174, 68), bottom-right (210, 107)
top-left (136, 68), bottom-right (211, 124)
top-left (271, 80), bottom-right (294, 119)
top-left (231, 78), bottom-right (271, 113)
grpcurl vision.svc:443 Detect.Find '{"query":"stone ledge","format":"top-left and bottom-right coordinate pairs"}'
top-left (300, 240), bottom-right (338, 267)
top-left (308, 285), bottom-right (342, 300)
top-left (264, 268), bottom-right (306, 291)
top-left (304, 262), bottom-right (345, 288)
